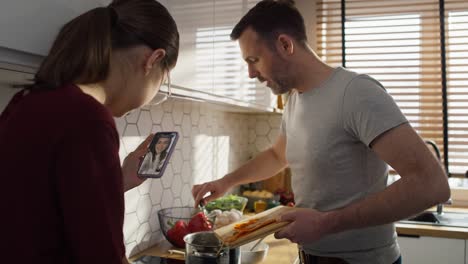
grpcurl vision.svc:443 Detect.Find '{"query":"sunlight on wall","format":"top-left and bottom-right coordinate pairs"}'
top-left (192, 134), bottom-right (230, 185)
top-left (214, 135), bottom-right (230, 179)
top-left (192, 133), bottom-right (214, 184)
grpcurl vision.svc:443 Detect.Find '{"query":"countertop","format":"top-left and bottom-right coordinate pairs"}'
top-left (396, 207), bottom-right (468, 239)
top-left (129, 207), bottom-right (468, 263)
top-left (396, 222), bottom-right (468, 239)
top-left (128, 234), bottom-right (298, 263)
top-left (254, 234), bottom-right (298, 263)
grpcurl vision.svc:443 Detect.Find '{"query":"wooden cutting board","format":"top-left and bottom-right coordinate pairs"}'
top-left (214, 206), bottom-right (294, 248)
top-left (128, 239), bottom-right (185, 262)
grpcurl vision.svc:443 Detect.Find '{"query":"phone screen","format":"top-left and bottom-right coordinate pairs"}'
top-left (138, 131), bottom-right (179, 178)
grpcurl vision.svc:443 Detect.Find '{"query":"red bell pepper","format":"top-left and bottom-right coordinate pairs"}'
top-left (167, 220), bottom-right (189, 248)
top-left (188, 212), bottom-right (213, 233)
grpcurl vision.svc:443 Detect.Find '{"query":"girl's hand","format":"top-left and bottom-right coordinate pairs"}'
top-left (122, 134), bottom-right (154, 191)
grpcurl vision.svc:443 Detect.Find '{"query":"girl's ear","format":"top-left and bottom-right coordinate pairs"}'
top-left (144, 48), bottom-right (166, 76)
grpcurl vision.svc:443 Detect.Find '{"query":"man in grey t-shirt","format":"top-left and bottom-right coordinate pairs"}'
top-left (192, 1), bottom-right (450, 263)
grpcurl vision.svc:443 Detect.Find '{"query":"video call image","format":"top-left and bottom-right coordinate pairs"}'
top-left (138, 133), bottom-right (175, 177)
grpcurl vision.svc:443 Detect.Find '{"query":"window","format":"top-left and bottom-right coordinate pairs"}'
top-left (168, 0), bottom-right (273, 107)
top-left (317, 0), bottom-right (468, 175)
top-left (447, 6), bottom-right (468, 174)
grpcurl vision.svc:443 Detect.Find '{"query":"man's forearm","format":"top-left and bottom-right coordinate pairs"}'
top-left (223, 147), bottom-right (288, 187)
top-left (326, 168), bottom-right (450, 234)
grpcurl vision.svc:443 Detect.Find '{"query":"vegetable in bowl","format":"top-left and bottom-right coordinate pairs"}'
top-left (158, 207), bottom-right (213, 248)
top-left (208, 208), bottom-right (243, 228)
top-left (204, 194), bottom-right (248, 212)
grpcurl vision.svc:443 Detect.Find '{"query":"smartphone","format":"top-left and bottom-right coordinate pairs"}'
top-left (138, 131), bottom-right (179, 178)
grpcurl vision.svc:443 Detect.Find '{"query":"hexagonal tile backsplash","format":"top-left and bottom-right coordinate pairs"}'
top-left (116, 98), bottom-right (281, 257)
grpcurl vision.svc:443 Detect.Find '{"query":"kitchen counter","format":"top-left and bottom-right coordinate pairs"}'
top-left (396, 222), bottom-right (468, 239)
top-left (260, 234), bottom-right (298, 263)
top-left (128, 234), bottom-right (298, 263)
top-left (129, 207), bottom-right (468, 262)
top-left (396, 206), bottom-right (468, 239)
top-left (129, 222), bottom-right (468, 263)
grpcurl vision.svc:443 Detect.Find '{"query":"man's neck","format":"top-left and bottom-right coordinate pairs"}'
top-left (294, 50), bottom-right (335, 94)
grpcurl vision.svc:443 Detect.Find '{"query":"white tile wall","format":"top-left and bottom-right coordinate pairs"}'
top-left (0, 86), bottom-right (282, 257)
top-left (117, 98), bottom-right (282, 257)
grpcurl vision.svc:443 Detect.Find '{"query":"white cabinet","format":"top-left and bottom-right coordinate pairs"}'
top-left (213, 0), bottom-right (245, 100)
top-left (398, 235), bottom-right (465, 264)
top-left (167, 0), bottom-right (214, 93)
top-left (212, 0), bottom-right (271, 107)
top-left (0, 0), bottom-right (108, 67)
top-left (0, 84), bottom-right (19, 114)
top-left (0, 0), bottom-right (106, 56)
top-left (0, 0), bottom-right (277, 112)
top-left (0, 64), bottom-right (34, 113)
top-left (166, 0), bottom-right (275, 109)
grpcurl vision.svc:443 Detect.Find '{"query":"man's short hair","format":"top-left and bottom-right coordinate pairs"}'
top-left (230, 0), bottom-right (307, 48)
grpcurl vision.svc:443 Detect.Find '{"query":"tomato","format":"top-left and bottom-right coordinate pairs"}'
top-left (188, 212), bottom-right (213, 233)
top-left (167, 220), bottom-right (189, 248)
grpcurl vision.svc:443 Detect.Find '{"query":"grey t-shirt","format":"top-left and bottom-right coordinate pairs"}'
top-left (281, 67), bottom-right (408, 264)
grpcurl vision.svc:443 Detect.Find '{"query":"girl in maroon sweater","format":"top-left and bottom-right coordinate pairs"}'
top-left (0, 0), bottom-right (179, 263)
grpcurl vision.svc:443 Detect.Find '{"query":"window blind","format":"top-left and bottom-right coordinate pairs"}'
top-left (446, 0), bottom-right (468, 174)
top-left (168, 0), bottom-right (273, 107)
top-left (212, 0), bottom-right (266, 104)
top-left (317, 0), bottom-right (468, 175)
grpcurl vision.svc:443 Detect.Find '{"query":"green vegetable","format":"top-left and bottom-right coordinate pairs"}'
top-left (167, 218), bottom-right (175, 228)
top-left (205, 194), bottom-right (247, 212)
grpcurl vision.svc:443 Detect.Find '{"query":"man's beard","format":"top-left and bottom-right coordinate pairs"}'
top-left (268, 78), bottom-right (291, 95)
top-left (268, 71), bottom-right (294, 95)
top-left (267, 62), bottom-right (293, 95)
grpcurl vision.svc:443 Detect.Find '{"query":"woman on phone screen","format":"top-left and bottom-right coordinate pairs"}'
top-left (139, 134), bottom-right (172, 174)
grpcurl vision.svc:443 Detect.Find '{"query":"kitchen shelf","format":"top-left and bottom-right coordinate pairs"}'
top-left (0, 61), bottom-right (36, 85)
top-left (0, 61), bottom-right (282, 114)
top-left (160, 84), bottom-right (282, 114)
